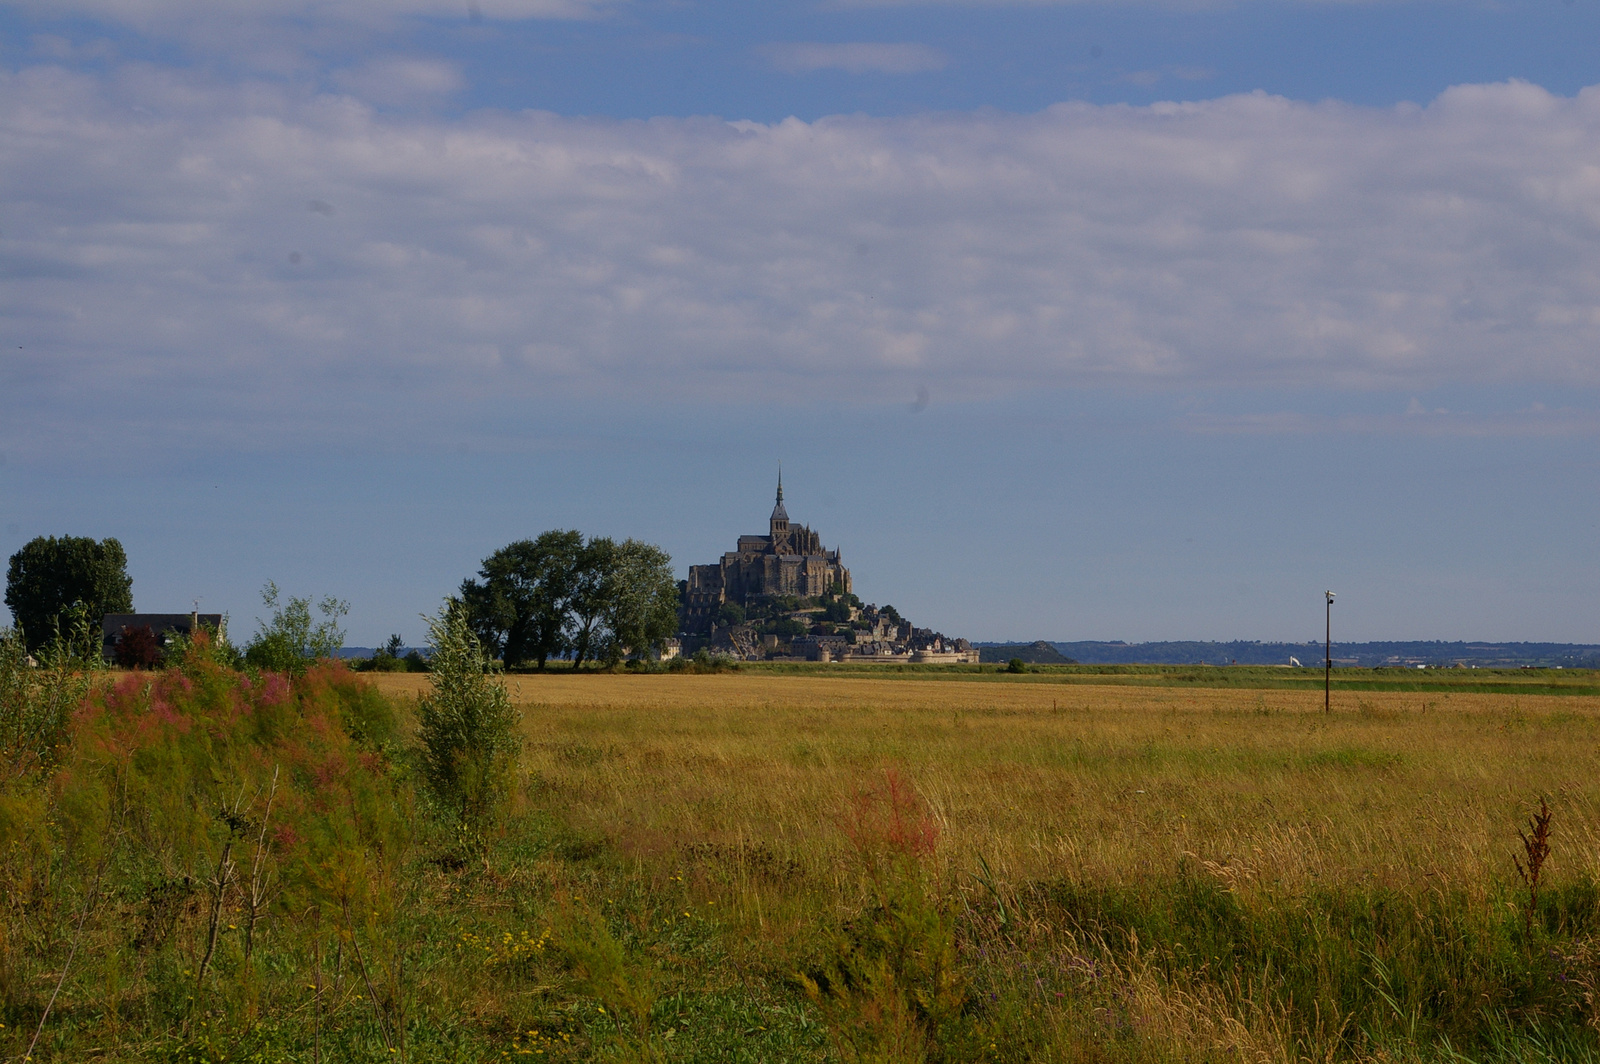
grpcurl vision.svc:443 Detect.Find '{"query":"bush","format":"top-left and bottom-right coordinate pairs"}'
top-left (415, 604), bottom-right (520, 823)
top-left (359, 653), bottom-right (405, 672)
top-left (0, 626), bottom-right (90, 779)
top-left (161, 620), bottom-right (243, 672)
top-left (801, 770), bottom-right (977, 1063)
top-left (242, 582), bottom-right (348, 677)
top-left (669, 648), bottom-right (738, 674)
top-left (1007, 657), bottom-right (1027, 674)
top-left (113, 624), bottom-right (163, 669)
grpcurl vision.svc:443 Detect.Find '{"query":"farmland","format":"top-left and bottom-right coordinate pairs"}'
top-left (4, 661), bottom-right (1600, 1062)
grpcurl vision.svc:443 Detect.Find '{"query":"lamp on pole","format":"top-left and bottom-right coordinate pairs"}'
top-left (1324, 590), bottom-right (1335, 713)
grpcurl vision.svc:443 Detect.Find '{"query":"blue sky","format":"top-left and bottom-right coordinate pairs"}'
top-left (2, 0), bottom-right (1599, 646)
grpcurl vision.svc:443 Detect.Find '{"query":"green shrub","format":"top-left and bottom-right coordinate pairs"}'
top-left (242, 582), bottom-right (348, 677)
top-left (0, 624), bottom-right (93, 780)
top-left (358, 634), bottom-right (427, 673)
top-left (359, 652), bottom-right (405, 673)
top-left (5, 653), bottom-right (413, 1052)
top-left (415, 604), bottom-right (520, 823)
top-left (160, 619), bottom-right (243, 672)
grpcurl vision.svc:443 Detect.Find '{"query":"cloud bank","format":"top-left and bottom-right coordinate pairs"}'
top-left (6, 69), bottom-right (1600, 454)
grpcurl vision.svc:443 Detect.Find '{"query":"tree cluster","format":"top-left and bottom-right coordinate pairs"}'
top-left (5, 535), bottom-right (133, 654)
top-left (458, 531), bottom-right (679, 669)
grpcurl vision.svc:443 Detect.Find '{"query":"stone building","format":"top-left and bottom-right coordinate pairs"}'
top-left (682, 475), bottom-right (851, 630)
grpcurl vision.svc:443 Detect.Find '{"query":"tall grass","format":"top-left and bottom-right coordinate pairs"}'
top-left (1, 664), bottom-right (1598, 1061)
top-left (376, 671), bottom-right (1600, 1059)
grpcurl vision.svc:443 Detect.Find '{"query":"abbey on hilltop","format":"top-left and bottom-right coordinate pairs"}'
top-left (679, 475), bottom-right (974, 664)
top-left (682, 473), bottom-right (851, 625)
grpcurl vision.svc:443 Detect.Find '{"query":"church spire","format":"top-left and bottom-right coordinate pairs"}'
top-left (770, 465), bottom-right (789, 527)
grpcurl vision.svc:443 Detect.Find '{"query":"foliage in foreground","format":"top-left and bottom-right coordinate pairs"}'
top-left (414, 604), bottom-right (520, 823)
top-left (1, 658), bottom-right (1599, 1062)
top-left (0, 625), bottom-right (93, 780)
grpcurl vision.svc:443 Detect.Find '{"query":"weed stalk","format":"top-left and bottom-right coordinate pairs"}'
top-left (23, 857), bottom-right (108, 1063)
top-left (1513, 795), bottom-right (1553, 937)
top-left (244, 766), bottom-right (279, 963)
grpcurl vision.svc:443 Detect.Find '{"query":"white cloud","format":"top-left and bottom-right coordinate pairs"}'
top-left (7, 68), bottom-right (1600, 455)
top-left (762, 42), bottom-right (948, 75)
top-left (331, 56), bottom-right (464, 103)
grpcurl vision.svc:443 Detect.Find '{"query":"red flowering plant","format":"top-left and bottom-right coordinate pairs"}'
top-left (113, 624), bottom-right (163, 670)
top-left (801, 769), bottom-right (978, 1064)
top-left (23, 637), bottom-right (414, 1033)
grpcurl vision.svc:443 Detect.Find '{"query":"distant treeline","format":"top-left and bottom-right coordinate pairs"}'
top-left (974, 640), bottom-right (1600, 668)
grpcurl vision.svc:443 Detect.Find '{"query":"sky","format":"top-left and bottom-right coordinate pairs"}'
top-left (2, 0), bottom-right (1599, 647)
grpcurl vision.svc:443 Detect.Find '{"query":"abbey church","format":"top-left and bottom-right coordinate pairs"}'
top-left (681, 475), bottom-right (851, 628)
top-left (677, 477), bottom-right (974, 664)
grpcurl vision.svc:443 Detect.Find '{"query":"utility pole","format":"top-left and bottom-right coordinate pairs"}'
top-left (1324, 590), bottom-right (1335, 713)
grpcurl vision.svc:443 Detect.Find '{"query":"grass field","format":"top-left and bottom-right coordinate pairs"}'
top-left (367, 669), bottom-right (1600, 890)
top-left (4, 662), bottom-right (1600, 1062)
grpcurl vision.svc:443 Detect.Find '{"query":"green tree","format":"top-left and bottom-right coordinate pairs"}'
top-left (415, 602), bottom-right (520, 823)
top-left (766, 616), bottom-right (809, 640)
top-left (458, 531), bottom-right (582, 670)
top-left (242, 581), bottom-right (349, 677)
top-left (597, 539), bottom-right (680, 666)
top-left (4, 535), bottom-right (133, 654)
top-left (566, 536), bottom-right (616, 669)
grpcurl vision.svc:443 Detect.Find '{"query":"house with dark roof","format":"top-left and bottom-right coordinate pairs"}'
top-left (101, 613), bottom-right (225, 661)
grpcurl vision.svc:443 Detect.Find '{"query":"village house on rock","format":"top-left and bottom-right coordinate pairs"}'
top-left (680, 477), bottom-right (975, 664)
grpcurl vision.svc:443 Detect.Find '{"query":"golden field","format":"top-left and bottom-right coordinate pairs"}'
top-left (369, 669), bottom-right (1600, 896)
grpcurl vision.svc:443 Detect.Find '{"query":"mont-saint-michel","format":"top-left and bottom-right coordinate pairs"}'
top-left (678, 476), bottom-right (975, 663)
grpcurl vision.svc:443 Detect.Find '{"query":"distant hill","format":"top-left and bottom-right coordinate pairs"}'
top-left (973, 640), bottom-right (1600, 669)
top-left (977, 641), bottom-right (1078, 665)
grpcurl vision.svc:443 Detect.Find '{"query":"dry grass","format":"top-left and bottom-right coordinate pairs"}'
top-left (368, 672), bottom-right (1600, 900)
top-left (6, 664), bottom-right (1599, 1061)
